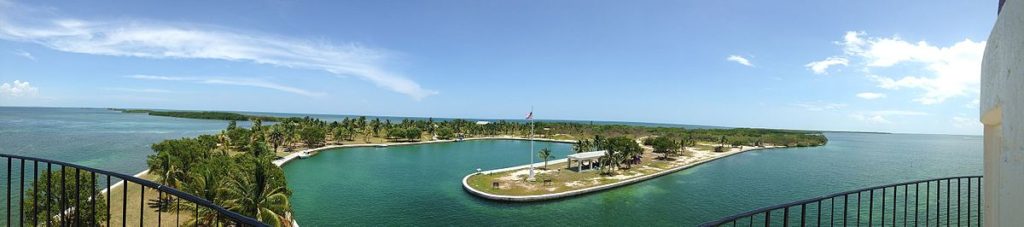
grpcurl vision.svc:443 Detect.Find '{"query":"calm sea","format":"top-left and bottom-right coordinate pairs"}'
top-left (282, 134), bottom-right (981, 226)
top-left (0, 107), bottom-right (249, 174)
top-left (0, 107), bottom-right (982, 226)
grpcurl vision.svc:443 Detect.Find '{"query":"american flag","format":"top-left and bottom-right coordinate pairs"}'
top-left (525, 111), bottom-right (533, 120)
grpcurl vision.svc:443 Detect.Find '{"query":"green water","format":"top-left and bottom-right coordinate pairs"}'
top-left (283, 133), bottom-right (982, 226)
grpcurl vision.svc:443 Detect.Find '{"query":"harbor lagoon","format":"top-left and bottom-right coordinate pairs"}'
top-left (283, 133), bottom-right (982, 226)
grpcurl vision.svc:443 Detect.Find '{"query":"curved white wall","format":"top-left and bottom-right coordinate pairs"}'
top-left (981, 0), bottom-right (1024, 225)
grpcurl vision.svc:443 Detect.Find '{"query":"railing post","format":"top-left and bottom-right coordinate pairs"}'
top-left (32, 160), bottom-right (38, 226)
top-left (75, 167), bottom-right (80, 226)
top-left (106, 175), bottom-right (110, 226)
top-left (20, 159), bottom-right (25, 226)
top-left (7, 157), bottom-right (12, 224)
top-left (784, 207), bottom-right (790, 226)
top-left (844, 194), bottom-right (848, 227)
top-left (869, 189), bottom-right (874, 226)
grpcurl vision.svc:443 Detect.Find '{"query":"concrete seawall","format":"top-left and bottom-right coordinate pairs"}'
top-left (274, 136), bottom-right (576, 167)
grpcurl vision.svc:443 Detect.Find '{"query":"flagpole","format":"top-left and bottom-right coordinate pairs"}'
top-left (528, 106), bottom-right (535, 181)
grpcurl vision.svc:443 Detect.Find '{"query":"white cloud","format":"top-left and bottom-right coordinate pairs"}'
top-left (0, 80), bottom-right (39, 97)
top-left (805, 57), bottom-right (848, 74)
top-left (0, 2), bottom-right (437, 100)
top-left (850, 110), bottom-right (928, 124)
top-left (856, 92), bottom-right (886, 100)
top-left (726, 55), bottom-right (754, 67)
top-left (127, 74), bottom-right (325, 97)
top-left (13, 49), bottom-right (34, 61)
top-left (825, 31), bottom-right (985, 104)
top-left (793, 102), bottom-right (846, 111)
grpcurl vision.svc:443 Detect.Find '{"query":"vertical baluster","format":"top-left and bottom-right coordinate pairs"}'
top-left (140, 184), bottom-right (145, 226)
top-left (881, 187), bottom-right (885, 226)
top-left (946, 179), bottom-right (950, 226)
top-left (20, 159), bottom-right (25, 227)
top-left (32, 160), bottom-right (38, 227)
top-left (784, 206), bottom-right (790, 226)
top-left (926, 181), bottom-right (930, 227)
top-left (176, 197), bottom-right (180, 227)
top-left (892, 186), bottom-right (896, 225)
top-left (749, 213), bottom-right (753, 227)
top-left (844, 194), bottom-right (848, 227)
top-left (830, 197), bottom-right (835, 227)
top-left (75, 168), bottom-right (80, 227)
top-left (976, 177), bottom-right (981, 227)
top-left (91, 172), bottom-right (96, 226)
top-left (60, 165), bottom-right (65, 226)
top-left (121, 180), bottom-right (126, 227)
top-left (106, 175), bottom-right (110, 227)
top-left (857, 192), bottom-right (861, 226)
top-left (816, 200), bottom-right (821, 227)
top-left (7, 157), bottom-right (12, 225)
top-left (45, 163), bottom-right (50, 227)
top-left (958, 178), bottom-right (961, 226)
top-left (765, 210), bottom-right (770, 227)
top-left (800, 204), bottom-right (806, 227)
top-left (936, 180), bottom-right (940, 227)
top-left (157, 190), bottom-right (162, 227)
top-left (967, 178), bottom-right (971, 227)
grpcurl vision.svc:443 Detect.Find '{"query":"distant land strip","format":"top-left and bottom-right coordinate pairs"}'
top-left (108, 108), bottom-right (292, 121)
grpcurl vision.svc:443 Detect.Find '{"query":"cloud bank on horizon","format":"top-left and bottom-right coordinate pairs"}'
top-left (0, 1), bottom-right (437, 100)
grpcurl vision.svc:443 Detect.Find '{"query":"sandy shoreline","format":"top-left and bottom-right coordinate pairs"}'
top-left (273, 136), bottom-right (576, 167)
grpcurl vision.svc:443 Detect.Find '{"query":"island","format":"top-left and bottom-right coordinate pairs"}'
top-left (463, 130), bottom-right (826, 201)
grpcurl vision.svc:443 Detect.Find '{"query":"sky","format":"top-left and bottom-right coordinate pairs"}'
top-left (0, 0), bottom-right (997, 135)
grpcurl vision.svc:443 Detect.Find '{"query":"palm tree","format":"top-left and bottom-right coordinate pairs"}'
top-left (222, 158), bottom-right (290, 227)
top-left (182, 165), bottom-right (227, 226)
top-left (148, 152), bottom-right (184, 189)
top-left (538, 148), bottom-right (553, 169)
top-left (572, 140), bottom-right (591, 153)
top-left (371, 118), bottom-right (381, 137)
top-left (268, 127), bottom-right (285, 152)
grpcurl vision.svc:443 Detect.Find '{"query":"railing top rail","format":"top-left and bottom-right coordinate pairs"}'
top-left (0, 153), bottom-right (268, 226)
top-left (700, 175), bottom-right (983, 227)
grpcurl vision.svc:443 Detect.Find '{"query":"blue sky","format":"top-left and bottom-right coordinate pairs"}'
top-left (0, 0), bottom-right (996, 135)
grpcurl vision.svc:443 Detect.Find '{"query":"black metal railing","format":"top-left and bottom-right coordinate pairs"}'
top-left (701, 175), bottom-right (983, 227)
top-left (0, 153), bottom-right (267, 227)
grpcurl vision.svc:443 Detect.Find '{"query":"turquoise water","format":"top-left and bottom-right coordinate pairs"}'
top-left (0, 107), bottom-right (983, 225)
top-left (0, 107), bottom-right (243, 174)
top-left (283, 133), bottom-right (982, 226)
